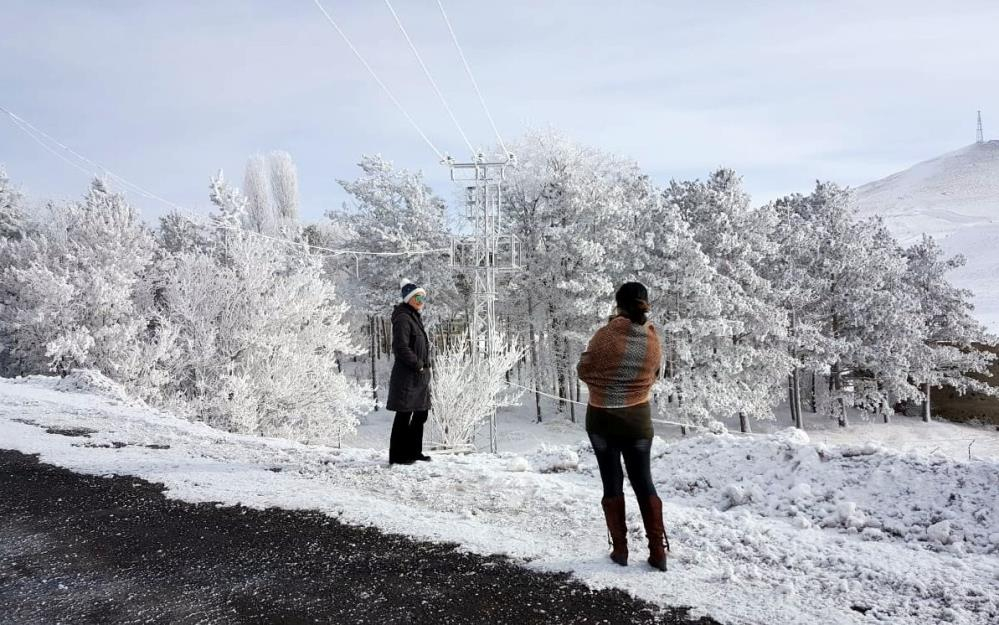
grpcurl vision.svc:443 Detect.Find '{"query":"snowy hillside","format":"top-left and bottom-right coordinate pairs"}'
top-left (3, 375), bottom-right (998, 625)
top-left (854, 141), bottom-right (999, 331)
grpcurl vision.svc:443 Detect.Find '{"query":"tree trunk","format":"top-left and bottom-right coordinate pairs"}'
top-left (787, 374), bottom-right (796, 424)
top-left (791, 367), bottom-right (803, 429)
top-left (568, 369), bottom-right (576, 423)
top-left (739, 412), bottom-right (750, 433)
top-left (556, 337), bottom-right (568, 415)
top-left (564, 336), bottom-right (575, 423)
top-left (527, 296), bottom-right (542, 423)
top-left (810, 371), bottom-right (817, 413)
top-left (830, 361), bottom-right (848, 427)
top-left (369, 315), bottom-right (378, 411)
top-left (922, 382), bottom-right (932, 423)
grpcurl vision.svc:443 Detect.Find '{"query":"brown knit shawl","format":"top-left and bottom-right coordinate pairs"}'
top-left (577, 317), bottom-right (662, 409)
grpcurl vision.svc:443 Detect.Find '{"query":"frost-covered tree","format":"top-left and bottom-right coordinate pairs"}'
top-left (330, 155), bottom-right (457, 318)
top-left (0, 165), bottom-right (24, 240)
top-left (157, 211), bottom-right (206, 255)
top-left (503, 130), bottom-right (643, 419)
top-left (243, 155), bottom-right (274, 235)
top-left (269, 150), bottom-right (300, 224)
top-left (209, 169), bottom-right (247, 232)
top-left (903, 234), bottom-right (996, 421)
top-left (666, 170), bottom-right (792, 430)
top-left (772, 183), bottom-right (925, 426)
top-left (157, 174), bottom-right (371, 443)
top-left (0, 179), bottom-right (160, 389)
top-left (630, 188), bottom-right (731, 427)
top-left (240, 152), bottom-right (301, 239)
top-left (429, 336), bottom-right (523, 450)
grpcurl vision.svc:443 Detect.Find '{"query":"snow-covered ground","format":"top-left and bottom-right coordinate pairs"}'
top-left (853, 140), bottom-right (999, 331)
top-left (2, 374), bottom-right (998, 625)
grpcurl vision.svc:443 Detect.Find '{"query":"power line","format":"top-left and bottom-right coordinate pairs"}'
top-left (383, 0), bottom-right (476, 156)
top-left (4, 113), bottom-right (96, 179)
top-left (1, 105), bottom-right (190, 213)
top-left (436, 0), bottom-right (509, 155)
top-left (1, 105), bottom-right (450, 260)
top-left (310, 0), bottom-right (446, 161)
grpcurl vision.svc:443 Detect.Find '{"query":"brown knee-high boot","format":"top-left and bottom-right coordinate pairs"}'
top-left (600, 496), bottom-right (628, 566)
top-left (638, 494), bottom-right (670, 571)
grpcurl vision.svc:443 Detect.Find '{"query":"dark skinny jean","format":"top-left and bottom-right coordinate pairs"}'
top-left (588, 433), bottom-right (657, 499)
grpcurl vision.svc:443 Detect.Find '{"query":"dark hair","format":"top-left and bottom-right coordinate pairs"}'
top-left (615, 282), bottom-right (650, 324)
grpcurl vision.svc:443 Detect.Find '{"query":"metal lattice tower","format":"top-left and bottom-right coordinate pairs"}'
top-left (448, 154), bottom-right (517, 453)
top-left (977, 110), bottom-right (985, 144)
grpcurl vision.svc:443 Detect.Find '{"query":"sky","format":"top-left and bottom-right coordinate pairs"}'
top-left (2, 0), bottom-right (999, 223)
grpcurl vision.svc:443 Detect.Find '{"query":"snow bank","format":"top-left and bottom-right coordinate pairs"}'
top-left (654, 428), bottom-right (999, 555)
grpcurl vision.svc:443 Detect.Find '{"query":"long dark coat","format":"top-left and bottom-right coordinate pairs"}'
top-left (386, 303), bottom-right (431, 412)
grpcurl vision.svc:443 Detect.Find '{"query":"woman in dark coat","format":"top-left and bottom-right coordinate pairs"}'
top-left (387, 279), bottom-right (432, 465)
top-left (577, 282), bottom-right (670, 571)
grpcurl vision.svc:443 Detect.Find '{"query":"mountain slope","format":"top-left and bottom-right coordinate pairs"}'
top-left (853, 141), bottom-right (999, 331)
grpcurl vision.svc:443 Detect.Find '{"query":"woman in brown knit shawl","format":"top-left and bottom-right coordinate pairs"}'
top-left (577, 282), bottom-right (670, 571)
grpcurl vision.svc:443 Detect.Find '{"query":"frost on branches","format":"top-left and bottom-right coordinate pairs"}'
top-left (662, 170), bottom-right (792, 429)
top-left (155, 174), bottom-right (372, 444)
top-left (0, 165), bottom-right (24, 240)
top-left (330, 155), bottom-right (457, 319)
top-left (429, 338), bottom-right (523, 451)
top-left (0, 179), bottom-right (159, 385)
top-left (502, 130), bottom-right (642, 419)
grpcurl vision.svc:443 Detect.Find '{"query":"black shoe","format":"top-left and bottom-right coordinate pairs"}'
top-left (390, 457), bottom-right (415, 465)
top-left (415, 454), bottom-right (432, 462)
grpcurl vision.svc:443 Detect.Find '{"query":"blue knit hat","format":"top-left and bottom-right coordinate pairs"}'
top-left (400, 279), bottom-right (427, 303)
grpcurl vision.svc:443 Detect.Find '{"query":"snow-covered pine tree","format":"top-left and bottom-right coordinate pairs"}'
top-left (331, 155), bottom-right (457, 317)
top-left (666, 170), bottom-right (792, 431)
top-left (772, 183), bottom-right (925, 426)
top-left (0, 179), bottom-right (159, 389)
top-left (631, 187), bottom-right (731, 428)
top-left (903, 234), bottom-right (997, 421)
top-left (0, 165), bottom-right (24, 240)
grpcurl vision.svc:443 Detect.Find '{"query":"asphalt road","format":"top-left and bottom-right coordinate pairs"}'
top-left (0, 449), bottom-right (718, 625)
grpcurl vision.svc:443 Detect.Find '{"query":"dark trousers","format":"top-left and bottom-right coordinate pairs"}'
top-left (389, 410), bottom-right (428, 463)
top-left (588, 433), bottom-right (657, 499)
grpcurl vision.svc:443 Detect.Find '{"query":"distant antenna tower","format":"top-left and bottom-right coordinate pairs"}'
top-left (977, 110), bottom-right (984, 144)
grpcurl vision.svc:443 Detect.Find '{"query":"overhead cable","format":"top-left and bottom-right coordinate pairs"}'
top-left (383, 0), bottom-right (476, 156)
top-left (435, 0), bottom-right (509, 155)
top-left (311, 0), bottom-right (446, 161)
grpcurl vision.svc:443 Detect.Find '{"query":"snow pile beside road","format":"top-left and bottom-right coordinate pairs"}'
top-left (2, 376), bottom-right (998, 625)
top-left (654, 429), bottom-right (999, 555)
